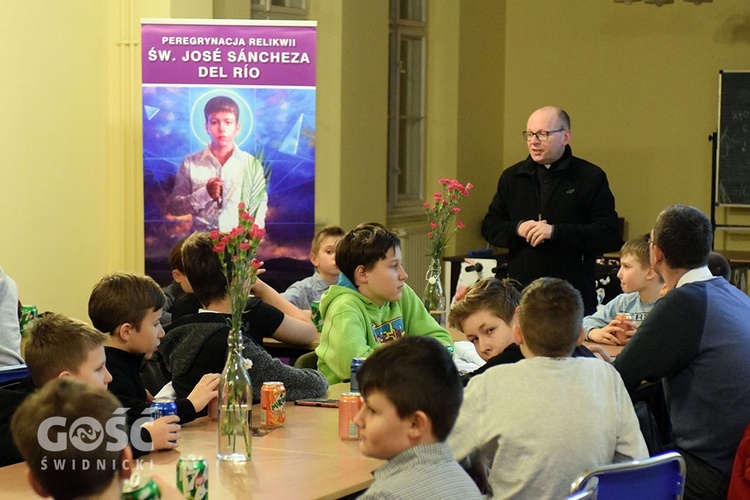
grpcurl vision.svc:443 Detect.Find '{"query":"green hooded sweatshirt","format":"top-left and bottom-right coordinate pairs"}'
top-left (315, 274), bottom-right (454, 384)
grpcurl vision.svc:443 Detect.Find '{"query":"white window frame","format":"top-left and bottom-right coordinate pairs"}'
top-left (388, 0), bottom-right (427, 221)
top-left (251, 0), bottom-right (309, 20)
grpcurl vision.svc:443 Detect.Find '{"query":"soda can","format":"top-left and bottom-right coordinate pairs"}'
top-left (176, 454), bottom-right (209, 500)
top-left (121, 473), bottom-right (161, 500)
top-left (338, 392), bottom-right (362, 440)
top-left (615, 312), bottom-right (634, 324)
top-left (19, 305), bottom-right (38, 335)
top-left (260, 382), bottom-right (286, 428)
top-left (311, 301), bottom-right (323, 332)
top-left (151, 397), bottom-right (178, 419)
top-left (349, 357), bottom-right (366, 392)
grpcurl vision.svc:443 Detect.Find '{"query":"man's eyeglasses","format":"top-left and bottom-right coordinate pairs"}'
top-left (522, 129), bottom-right (566, 142)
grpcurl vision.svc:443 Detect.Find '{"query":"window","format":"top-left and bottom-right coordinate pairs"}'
top-left (251, 0), bottom-right (308, 20)
top-left (388, 0), bottom-right (427, 220)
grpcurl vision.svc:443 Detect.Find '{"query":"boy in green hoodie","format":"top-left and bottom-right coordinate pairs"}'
top-left (315, 222), bottom-right (454, 384)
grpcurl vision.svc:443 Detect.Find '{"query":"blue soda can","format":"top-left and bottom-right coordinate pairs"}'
top-left (151, 397), bottom-right (178, 419)
top-left (350, 357), bottom-right (366, 392)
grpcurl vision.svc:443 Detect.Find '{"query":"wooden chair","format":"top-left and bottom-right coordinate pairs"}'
top-left (570, 451), bottom-right (686, 500)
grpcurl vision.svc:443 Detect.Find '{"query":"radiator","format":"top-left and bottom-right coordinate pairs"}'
top-left (392, 225), bottom-right (432, 300)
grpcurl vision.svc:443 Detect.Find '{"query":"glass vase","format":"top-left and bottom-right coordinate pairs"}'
top-left (423, 257), bottom-right (447, 327)
top-left (217, 327), bottom-right (252, 462)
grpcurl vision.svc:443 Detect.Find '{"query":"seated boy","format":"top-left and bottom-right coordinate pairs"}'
top-left (315, 222), bottom-right (454, 384)
top-left (449, 277), bottom-right (596, 386)
top-left (161, 237), bottom-right (191, 325)
top-left (0, 264), bottom-right (24, 367)
top-left (0, 312), bottom-right (118, 466)
top-left (160, 232), bottom-right (328, 402)
top-left (449, 278), bottom-right (648, 499)
top-left (583, 235), bottom-right (664, 345)
top-left (11, 377), bottom-right (180, 499)
top-left (354, 336), bottom-right (482, 499)
top-left (282, 225), bottom-right (346, 311)
top-left (88, 273), bottom-right (219, 444)
top-left (708, 250), bottom-right (731, 281)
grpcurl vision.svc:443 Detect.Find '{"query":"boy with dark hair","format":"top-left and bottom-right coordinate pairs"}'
top-left (282, 225), bottom-right (346, 311)
top-left (88, 272), bottom-right (219, 452)
top-left (11, 378), bottom-right (180, 500)
top-left (0, 313), bottom-right (113, 467)
top-left (583, 234), bottom-right (664, 345)
top-left (160, 232), bottom-right (328, 402)
top-left (160, 237), bottom-right (192, 325)
top-left (708, 250), bottom-right (731, 281)
top-left (354, 336), bottom-right (482, 499)
top-left (315, 222), bottom-right (454, 384)
top-left (449, 278), bottom-right (647, 498)
top-left (168, 94), bottom-right (268, 232)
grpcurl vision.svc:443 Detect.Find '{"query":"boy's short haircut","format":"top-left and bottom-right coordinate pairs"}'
top-left (24, 312), bottom-right (109, 387)
top-left (620, 234), bottom-right (650, 268)
top-left (356, 336), bottom-right (462, 441)
top-left (336, 223), bottom-right (401, 284)
top-left (708, 251), bottom-right (731, 281)
top-left (204, 95), bottom-right (239, 122)
top-left (181, 232), bottom-right (227, 306)
top-left (11, 378), bottom-right (124, 500)
top-left (518, 278), bottom-right (583, 357)
top-left (311, 226), bottom-right (346, 255)
top-left (169, 237), bottom-right (188, 273)
top-left (448, 277), bottom-right (521, 331)
top-left (88, 272), bottom-right (166, 335)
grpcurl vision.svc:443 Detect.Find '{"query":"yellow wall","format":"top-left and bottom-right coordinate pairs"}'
top-left (3, 0), bottom-right (749, 323)
top-left (1, 1), bottom-right (111, 322)
top-left (500, 1), bottom-right (750, 247)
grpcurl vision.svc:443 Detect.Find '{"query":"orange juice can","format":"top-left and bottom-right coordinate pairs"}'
top-left (260, 382), bottom-right (286, 428)
top-left (338, 392), bottom-right (362, 440)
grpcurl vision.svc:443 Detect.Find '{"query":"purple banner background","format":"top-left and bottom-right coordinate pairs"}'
top-left (142, 22), bottom-right (316, 87)
top-left (141, 20), bottom-right (317, 293)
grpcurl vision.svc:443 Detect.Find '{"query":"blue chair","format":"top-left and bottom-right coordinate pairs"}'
top-left (570, 451), bottom-right (686, 500)
top-left (567, 482), bottom-right (597, 500)
top-left (0, 364), bottom-right (29, 385)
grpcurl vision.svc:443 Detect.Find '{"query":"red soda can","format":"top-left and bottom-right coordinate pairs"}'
top-left (260, 382), bottom-right (286, 428)
top-left (338, 392), bottom-right (362, 440)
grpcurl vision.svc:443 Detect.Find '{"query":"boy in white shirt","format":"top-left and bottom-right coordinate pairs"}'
top-left (449, 277), bottom-right (647, 499)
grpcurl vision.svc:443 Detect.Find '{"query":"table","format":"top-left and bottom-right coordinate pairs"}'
top-left (262, 337), bottom-right (318, 360)
top-left (583, 341), bottom-right (623, 360)
top-left (0, 384), bottom-right (383, 500)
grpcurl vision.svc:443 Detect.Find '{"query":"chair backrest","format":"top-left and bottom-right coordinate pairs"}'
top-left (0, 364), bottom-right (29, 385)
top-left (567, 481), bottom-right (598, 500)
top-left (570, 451), bottom-right (686, 500)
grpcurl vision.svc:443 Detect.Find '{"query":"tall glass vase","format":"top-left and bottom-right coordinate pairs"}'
top-left (217, 327), bottom-right (252, 462)
top-left (423, 257), bottom-right (447, 327)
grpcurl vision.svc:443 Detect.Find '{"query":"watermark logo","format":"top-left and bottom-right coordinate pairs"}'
top-left (37, 407), bottom-right (157, 455)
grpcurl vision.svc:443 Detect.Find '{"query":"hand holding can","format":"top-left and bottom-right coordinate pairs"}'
top-left (614, 313), bottom-right (636, 344)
